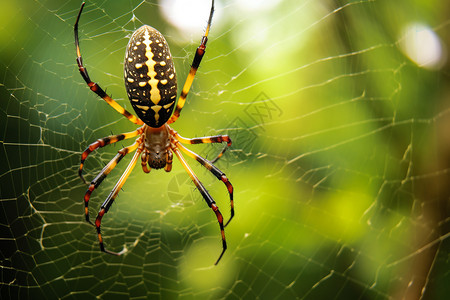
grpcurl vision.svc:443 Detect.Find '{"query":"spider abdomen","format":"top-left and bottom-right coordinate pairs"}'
top-left (124, 25), bottom-right (177, 128)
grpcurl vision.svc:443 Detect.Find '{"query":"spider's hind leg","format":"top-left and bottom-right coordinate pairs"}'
top-left (167, 0), bottom-right (215, 125)
top-left (74, 2), bottom-right (143, 126)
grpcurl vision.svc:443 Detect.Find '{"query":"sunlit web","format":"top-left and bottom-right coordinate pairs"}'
top-left (0, 0), bottom-right (449, 299)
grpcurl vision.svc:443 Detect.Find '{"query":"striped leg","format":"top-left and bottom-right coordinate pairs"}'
top-left (173, 130), bottom-right (231, 163)
top-left (74, 2), bottom-right (143, 126)
top-left (95, 146), bottom-right (142, 256)
top-left (140, 151), bottom-right (151, 173)
top-left (167, 0), bottom-right (215, 124)
top-left (79, 128), bottom-right (142, 183)
top-left (84, 142), bottom-right (139, 225)
top-left (171, 142), bottom-right (227, 265)
top-left (177, 142), bottom-right (234, 227)
top-left (164, 150), bottom-right (173, 172)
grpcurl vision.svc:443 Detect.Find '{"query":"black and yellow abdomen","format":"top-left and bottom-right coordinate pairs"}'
top-left (124, 25), bottom-right (177, 128)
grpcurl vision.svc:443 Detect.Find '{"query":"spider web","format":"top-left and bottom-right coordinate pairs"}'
top-left (1, 0), bottom-right (449, 299)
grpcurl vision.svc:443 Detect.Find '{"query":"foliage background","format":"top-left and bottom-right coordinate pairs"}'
top-left (0, 0), bottom-right (449, 299)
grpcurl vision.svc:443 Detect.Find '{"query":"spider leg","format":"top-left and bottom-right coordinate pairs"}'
top-left (171, 142), bottom-right (227, 265)
top-left (167, 0), bottom-right (215, 124)
top-left (140, 151), bottom-right (151, 173)
top-left (74, 2), bottom-right (143, 126)
top-left (171, 129), bottom-right (231, 163)
top-left (84, 142), bottom-right (139, 225)
top-left (164, 150), bottom-right (173, 172)
top-left (176, 142), bottom-right (234, 227)
top-left (79, 128), bottom-right (143, 183)
top-left (95, 146), bottom-right (143, 256)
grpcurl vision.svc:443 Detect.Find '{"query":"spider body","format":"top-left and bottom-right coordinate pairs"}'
top-left (74, 1), bottom-right (233, 265)
top-left (124, 25), bottom-right (177, 127)
top-left (142, 125), bottom-right (171, 170)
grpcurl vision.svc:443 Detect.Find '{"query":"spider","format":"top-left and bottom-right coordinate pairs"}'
top-left (74, 0), bottom-right (233, 265)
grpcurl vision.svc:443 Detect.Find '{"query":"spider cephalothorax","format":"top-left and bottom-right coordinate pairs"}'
top-left (142, 125), bottom-right (170, 170)
top-left (74, 0), bottom-right (233, 265)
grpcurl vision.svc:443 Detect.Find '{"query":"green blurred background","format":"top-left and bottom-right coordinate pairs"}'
top-left (0, 0), bottom-right (449, 299)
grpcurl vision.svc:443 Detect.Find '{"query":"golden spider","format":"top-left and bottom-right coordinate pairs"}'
top-left (74, 0), bottom-right (233, 265)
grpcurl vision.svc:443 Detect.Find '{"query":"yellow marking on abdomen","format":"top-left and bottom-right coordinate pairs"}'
top-left (163, 101), bottom-right (174, 109)
top-left (151, 105), bottom-right (162, 122)
top-left (136, 105), bottom-right (150, 111)
top-left (142, 29), bottom-right (161, 105)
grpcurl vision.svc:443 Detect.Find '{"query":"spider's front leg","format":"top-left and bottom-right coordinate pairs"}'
top-left (176, 142), bottom-right (234, 227)
top-left (171, 142), bottom-right (227, 265)
top-left (83, 142), bottom-right (139, 225)
top-left (95, 146), bottom-right (143, 255)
